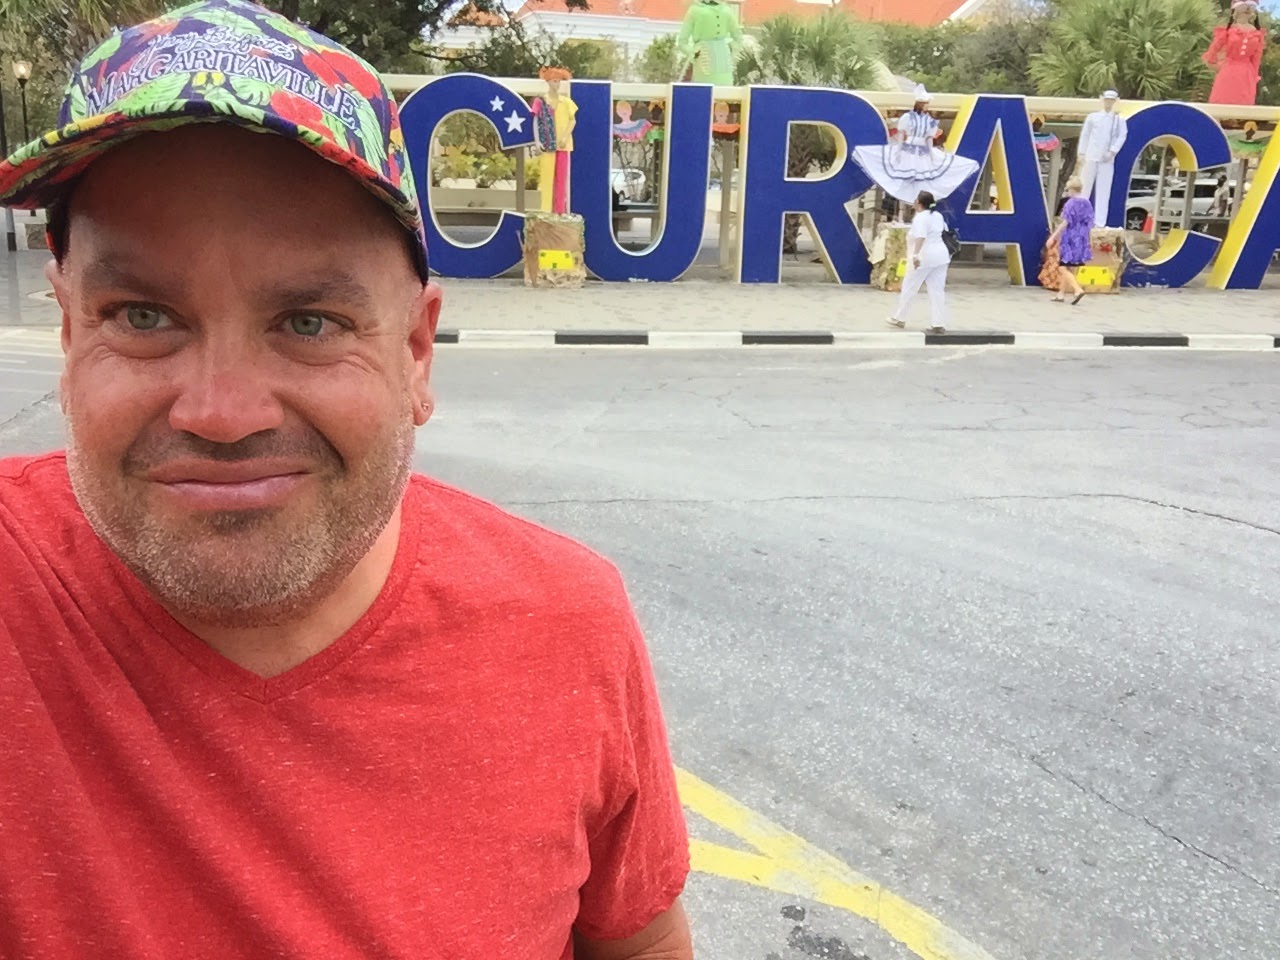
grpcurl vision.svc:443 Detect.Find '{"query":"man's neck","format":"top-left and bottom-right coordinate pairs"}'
top-left (170, 505), bottom-right (404, 678)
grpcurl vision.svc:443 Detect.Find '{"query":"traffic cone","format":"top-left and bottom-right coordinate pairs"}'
top-left (1142, 213), bottom-right (1154, 233)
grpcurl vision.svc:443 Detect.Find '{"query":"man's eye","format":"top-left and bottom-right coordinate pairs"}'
top-left (287, 314), bottom-right (330, 337)
top-left (124, 305), bottom-right (172, 331)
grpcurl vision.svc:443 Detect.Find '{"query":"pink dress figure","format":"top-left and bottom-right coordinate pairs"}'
top-left (1203, 1), bottom-right (1266, 106)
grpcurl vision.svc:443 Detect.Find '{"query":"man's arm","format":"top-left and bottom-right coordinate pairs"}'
top-left (1108, 115), bottom-right (1128, 157)
top-left (575, 901), bottom-right (693, 960)
top-left (1075, 114), bottom-right (1094, 171)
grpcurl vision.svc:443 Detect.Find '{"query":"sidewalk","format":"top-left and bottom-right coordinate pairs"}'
top-left (438, 267), bottom-right (1280, 337)
top-left (6, 250), bottom-right (1280, 339)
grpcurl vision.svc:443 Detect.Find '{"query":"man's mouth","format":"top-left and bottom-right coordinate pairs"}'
top-left (144, 459), bottom-right (313, 511)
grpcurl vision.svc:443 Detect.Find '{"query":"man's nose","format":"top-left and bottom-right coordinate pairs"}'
top-left (167, 335), bottom-right (286, 444)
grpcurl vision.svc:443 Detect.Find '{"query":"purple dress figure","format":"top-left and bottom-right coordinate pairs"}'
top-left (1059, 195), bottom-right (1094, 266)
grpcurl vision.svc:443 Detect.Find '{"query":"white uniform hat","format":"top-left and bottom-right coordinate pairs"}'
top-left (1101, 89), bottom-right (1119, 100)
top-left (913, 84), bottom-right (932, 103)
top-left (1232, 1), bottom-right (1259, 8)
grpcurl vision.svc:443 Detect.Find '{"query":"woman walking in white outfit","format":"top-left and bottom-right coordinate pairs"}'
top-left (887, 190), bottom-right (951, 334)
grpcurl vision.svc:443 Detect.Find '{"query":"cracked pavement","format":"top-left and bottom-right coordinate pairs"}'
top-left (1, 342), bottom-right (1277, 960)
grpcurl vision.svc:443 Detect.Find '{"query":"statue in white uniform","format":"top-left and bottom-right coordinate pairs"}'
top-left (1076, 89), bottom-right (1128, 228)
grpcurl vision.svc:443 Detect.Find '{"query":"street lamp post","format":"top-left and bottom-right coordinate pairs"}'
top-left (12, 62), bottom-right (33, 218)
top-left (13, 62), bottom-right (31, 141)
top-left (0, 65), bottom-right (14, 252)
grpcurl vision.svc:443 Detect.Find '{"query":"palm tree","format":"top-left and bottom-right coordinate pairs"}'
top-left (736, 11), bottom-right (880, 253)
top-left (0, 0), bottom-right (171, 143)
top-left (0, 0), bottom-right (169, 71)
top-left (1031, 0), bottom-right (1216, 101)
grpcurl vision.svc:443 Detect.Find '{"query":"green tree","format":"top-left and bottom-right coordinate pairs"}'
top-left (0, 0), bottom-right (173, 145)
top-left (265, 0), bottom-right (588, 71)
top-left (876, 1), bottom-right (1048, 95)
top-left (0, 0), bottom-right (169, 71)
top-left (736, 11), bottom-right (879, 253)
top-left (438, 14), bottom-right (556, 76)
top-left (1259, 33), bottom-right (1280, 105)
top-left (875, 21), bottom-right (966, 92)
top-left (560, 38), bottom-right (625, 80)
top-left (636, 33), bottom-right (679, 84)
top-left (1031, 0), bottom-right (1216, 100)
top-left (263, 0), bottom-right (433, 70)
top-left (438, 17), bottom-right (622, 79)
top-left (939, 0), bottom-right (1048, 94)
top-left (737, 11), bottom-right (879, 90)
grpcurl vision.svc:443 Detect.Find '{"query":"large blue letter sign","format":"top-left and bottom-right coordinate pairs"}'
top-left (943, 95), bottom-right (1047, 286)
top-left (1210, 126), bottom-right (1280, 289)
top-left (1112, 102), bottom-right (1229, 288)
top-left (737, 86), bottom-right (885, 284)
top-left (399, 73), bottom-right (534, 279)
top-left (571, 81), bottom-right (713, 281)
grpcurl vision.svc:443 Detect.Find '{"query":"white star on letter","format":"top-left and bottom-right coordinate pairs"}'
top-left (490, 96), bottom-right (505, 112)
top-left (505, 111), bottom-right (526, 133)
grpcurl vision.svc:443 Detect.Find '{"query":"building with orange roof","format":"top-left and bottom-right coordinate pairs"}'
top-left (839, 0), bottom-right (993, 26)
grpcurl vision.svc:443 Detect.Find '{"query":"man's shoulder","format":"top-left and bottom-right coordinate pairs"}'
top-left (0, 454), bottom-right (90, 593)
top-left (0, 453), bottom-right (74, 508)
top-left (0, 451), bottom-right (67, 478)
top-left (404, 475), bottom-right (641, 668)
top-left (407, 474), bottom-right (626, 596)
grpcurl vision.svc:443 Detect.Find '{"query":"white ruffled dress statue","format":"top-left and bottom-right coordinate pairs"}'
top-left (852, 86), bottom-right (980, 204)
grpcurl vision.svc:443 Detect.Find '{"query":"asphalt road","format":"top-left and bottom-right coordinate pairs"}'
top-left (2, 341), bottom-right (1278, 960)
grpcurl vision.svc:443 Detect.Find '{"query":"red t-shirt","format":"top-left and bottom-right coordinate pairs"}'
top-left (0, 454), bottom-right (688, 959)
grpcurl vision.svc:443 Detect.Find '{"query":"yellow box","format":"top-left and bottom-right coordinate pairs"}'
top-left (537, 249), bottom-right (575, 270)
top-left (1076, 266), bottom-right (1115, 288)
top-left (895, 259), bottom-right (908, 279)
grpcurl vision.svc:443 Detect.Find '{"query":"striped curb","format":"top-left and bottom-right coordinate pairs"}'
top-left (433, 330), bottom-right (1280, 350)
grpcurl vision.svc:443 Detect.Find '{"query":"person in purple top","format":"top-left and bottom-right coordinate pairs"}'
top-left (1046, 176), bottom-right (1094, 305)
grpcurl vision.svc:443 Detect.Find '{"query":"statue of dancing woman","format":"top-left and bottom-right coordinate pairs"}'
top-left (852, 85), bottom-right (980, 218)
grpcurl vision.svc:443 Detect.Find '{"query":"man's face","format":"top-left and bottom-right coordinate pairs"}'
top-left (1103, 98), bottom-right (1117, 112)
top-left (51, 126), bottom-right (440, 627)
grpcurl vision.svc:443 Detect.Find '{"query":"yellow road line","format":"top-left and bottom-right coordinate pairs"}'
top-left (678, 768), bottom-right (998, 960)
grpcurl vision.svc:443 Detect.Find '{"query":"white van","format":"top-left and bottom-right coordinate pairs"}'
top-left (1124, 176), bottom-right (1232, 231)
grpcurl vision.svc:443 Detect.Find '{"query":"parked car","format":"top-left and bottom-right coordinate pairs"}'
top-left (610, 167), bottom-right (647, 201)
top-left (1124, 176), bottom-right (1233, 231)
top-left (1127, 174), bottom-right (1161, 199)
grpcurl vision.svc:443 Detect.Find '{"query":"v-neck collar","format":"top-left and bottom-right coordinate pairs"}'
top-left (106, 482), bottom-right (425, 705)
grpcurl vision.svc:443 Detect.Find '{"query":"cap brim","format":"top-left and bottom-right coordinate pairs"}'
top-left (0, 100), bottom-right (428, 278)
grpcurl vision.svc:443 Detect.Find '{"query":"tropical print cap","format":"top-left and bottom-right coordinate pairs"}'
top-left (0, 0), bottom-right (428, 279)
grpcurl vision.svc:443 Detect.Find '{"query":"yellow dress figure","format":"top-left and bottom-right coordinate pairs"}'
top-left (531, 66), bottom-right (577, 214)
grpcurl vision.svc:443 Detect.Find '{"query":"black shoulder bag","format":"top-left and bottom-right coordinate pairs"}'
top-left (941, 215), bottom-right (962, 259)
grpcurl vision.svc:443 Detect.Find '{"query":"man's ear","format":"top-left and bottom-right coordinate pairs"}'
top-left (46, 258), bottom-right (74, 414)
top-left (409, 282), bottom-right (442, 427)
top-left (46, 258), bottom-right (72, 354)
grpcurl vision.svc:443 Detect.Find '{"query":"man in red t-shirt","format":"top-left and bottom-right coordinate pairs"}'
top-left (0, 2), bottom-right (691, 957)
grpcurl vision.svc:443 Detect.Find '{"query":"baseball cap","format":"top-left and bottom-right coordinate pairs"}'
top-left (0, 0), bottom-right (429, 279)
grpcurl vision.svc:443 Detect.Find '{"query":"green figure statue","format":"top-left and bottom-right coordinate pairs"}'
top-left (675, 0), bottom-right (743, 86)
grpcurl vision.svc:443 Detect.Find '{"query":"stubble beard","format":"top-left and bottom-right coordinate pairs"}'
top-left (65, 409), bottom-right (416, 630)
